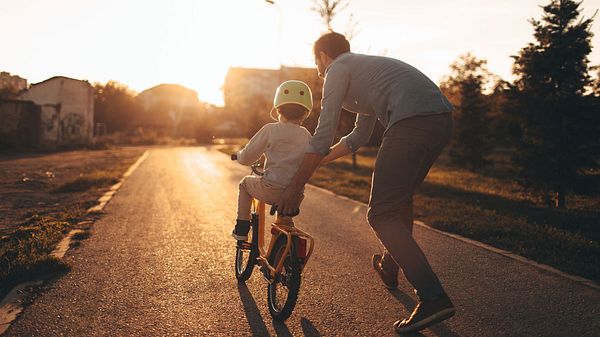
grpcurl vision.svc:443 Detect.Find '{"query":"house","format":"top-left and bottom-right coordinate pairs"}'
top-left (19, 76), bottom-right (94, 146)
top-left (223, 66), bottom-right (322, 115)
top-left (135, 84), bottom-right (203, 137)
top-left (222, 66), bottom-right (323, 136)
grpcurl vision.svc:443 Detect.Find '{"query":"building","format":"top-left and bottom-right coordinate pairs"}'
top-left (136, 84), bottom-right (203, 137)
top-left (223, 66), bottom-right (323, 136)
top-left (223, 66), bottom-right (322, 115)
top-left (19, 76), bottom-right (94, 146)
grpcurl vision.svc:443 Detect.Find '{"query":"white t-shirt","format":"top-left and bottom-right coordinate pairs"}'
top-left (236, 121), bottom-right (311, 187)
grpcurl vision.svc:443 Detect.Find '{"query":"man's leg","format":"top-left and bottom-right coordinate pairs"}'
top-left (377, 197), bottom-right (413, 282)
top-left (367, 113), bottom-right (455, 333)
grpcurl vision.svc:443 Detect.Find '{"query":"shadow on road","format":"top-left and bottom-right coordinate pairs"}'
top-left (300, 317), bottom-right (322, 336)
top-left (237, 282), bottom-right (271, 336)
top-left (238, 282), bottom-right (322, 336)
top-left (389, 289), bottom-right (460, 337)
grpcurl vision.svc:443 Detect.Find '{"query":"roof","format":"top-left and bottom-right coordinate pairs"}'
top-left (30, 76), bottom-right (91, 87)
top-left (136, 83), bottom-right (199, 101)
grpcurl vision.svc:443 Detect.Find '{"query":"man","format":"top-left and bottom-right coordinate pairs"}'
top-left (276, 31), bottom-right (455, 334)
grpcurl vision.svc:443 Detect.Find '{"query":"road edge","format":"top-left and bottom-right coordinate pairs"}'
top-left (0, 150), bottom-right (150, 335)
top-left (305, 183), bottom-right (599, 291)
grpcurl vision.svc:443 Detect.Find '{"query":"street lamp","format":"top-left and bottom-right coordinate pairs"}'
top-left (265, 0), bottom-right (282, 83)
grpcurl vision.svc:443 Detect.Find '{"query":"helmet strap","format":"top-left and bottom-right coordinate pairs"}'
top-left (269, 107), bottom-right (279, 121)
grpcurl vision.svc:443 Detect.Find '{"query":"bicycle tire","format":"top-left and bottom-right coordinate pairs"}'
top-left (235, 215), bottom-right (258, 282)
top-left (267, 236), bottom-right (301, 321)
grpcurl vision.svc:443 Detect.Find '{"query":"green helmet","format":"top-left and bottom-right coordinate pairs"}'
top-left (273, 80), bottom-right (313, 113)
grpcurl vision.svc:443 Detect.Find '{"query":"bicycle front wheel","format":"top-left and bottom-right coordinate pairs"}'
top-left (267, 236), bottom-right (301, 321)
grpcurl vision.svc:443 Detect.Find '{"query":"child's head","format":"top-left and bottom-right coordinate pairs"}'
top-left (272, 80), bottom-right (313, 123)
top-left (277, 104), bottom-right (308, 122)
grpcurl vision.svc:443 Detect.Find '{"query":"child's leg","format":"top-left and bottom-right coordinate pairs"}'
top-left (233, 176), bottom-right (255, 240)
top-left (237, 176), bottom-right (254, 221)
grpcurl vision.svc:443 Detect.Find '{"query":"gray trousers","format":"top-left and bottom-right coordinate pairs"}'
top-left (367, 112), bottom-right (453, 300)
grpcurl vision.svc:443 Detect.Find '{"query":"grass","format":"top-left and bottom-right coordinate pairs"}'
top-left (52, 170), bottom-right (122, 193)
top-left (218, 145), bottom-right (600, 282)
top-left (1, 148), bottom-right (146, 299)
top-left (0, 219), bottom-right (72, 299)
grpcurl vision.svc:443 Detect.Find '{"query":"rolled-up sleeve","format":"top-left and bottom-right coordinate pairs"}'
top-left (307, 63), bottom-right (351, 155)
top-left (340, 113), bottom-right (377, 152)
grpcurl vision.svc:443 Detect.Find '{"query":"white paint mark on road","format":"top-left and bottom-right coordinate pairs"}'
top-left (51, 229), bottom-right (85, 259)
top-left (0, 281), bottom-right (42, 335)
top-left (87, 150), bottom-right (149, 214)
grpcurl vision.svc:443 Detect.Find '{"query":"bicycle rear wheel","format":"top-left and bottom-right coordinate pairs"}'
top-left (267, 236), bottom-right (301, 321)
top-left (235, 215), bottom-right (258, 282)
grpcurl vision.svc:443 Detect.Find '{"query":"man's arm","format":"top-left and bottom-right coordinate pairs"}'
top-left (322, 140), bottom-right (352, 164)
top-left (277, 62), bottom-right (350, 215)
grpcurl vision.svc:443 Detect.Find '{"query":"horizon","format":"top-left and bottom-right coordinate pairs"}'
top-left (2, 0), bottom-right (599, 106)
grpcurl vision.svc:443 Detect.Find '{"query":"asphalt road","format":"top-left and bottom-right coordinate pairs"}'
top-left (5, 147), bottom-right (599, 336)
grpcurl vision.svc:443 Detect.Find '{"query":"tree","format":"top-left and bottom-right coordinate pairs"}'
top-left (506, 0), bottom-right (596, 208)
top-left (311, 0), bottom-right (348, 31)
top-left (0, 87), bottom-right (20, 99)
top-left (441, 53), bottom-right (496, 171)
top-left (93, 81), bottom-right (142, 133)
top-left (311, 0), bottom-right (363, 167)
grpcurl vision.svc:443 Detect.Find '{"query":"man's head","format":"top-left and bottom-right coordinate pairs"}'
top-left (313, 31), bottom-right (350, 77)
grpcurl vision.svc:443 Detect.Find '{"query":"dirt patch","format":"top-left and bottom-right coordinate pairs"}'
top-left (0, 147), bottom-right (146, 236)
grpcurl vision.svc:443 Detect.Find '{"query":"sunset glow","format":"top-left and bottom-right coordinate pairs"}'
top-left (2, 0), bottom-right (599, 105)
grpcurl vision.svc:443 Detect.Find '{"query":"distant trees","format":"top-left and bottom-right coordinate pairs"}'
top-left (311, 0), bottom-right (348, 31)
top-left (0, 87), bottom-right (20, 99)
top-left (311, 0), bottom-right (365, 166)
top-left (505, 0), bottom-right (597, 208)
top-left (441, 54), bottom-right (498, 171)
top-left (93, 81), bottom-right (142, 133)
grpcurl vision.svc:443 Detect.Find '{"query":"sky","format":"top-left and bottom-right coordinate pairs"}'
top-left (2, 0), bottom-right (599, 106)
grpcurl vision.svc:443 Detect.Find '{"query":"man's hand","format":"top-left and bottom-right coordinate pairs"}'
top-left (276, 184), bottom-right (303, 216)
top-left (276, 152), bottom-right (324, 215)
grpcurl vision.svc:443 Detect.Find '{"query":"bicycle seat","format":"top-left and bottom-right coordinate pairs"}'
top-left (270, 204), bottom-right (300, 217)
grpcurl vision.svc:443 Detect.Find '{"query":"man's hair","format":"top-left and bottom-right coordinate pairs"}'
top-left (313, 31), bottom-right (350, 59)
top-left (278, 104), bottom-right (308, 121)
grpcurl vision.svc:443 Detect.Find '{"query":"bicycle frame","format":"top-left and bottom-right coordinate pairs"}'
top-left (251, 198), bottom-right (315, 282)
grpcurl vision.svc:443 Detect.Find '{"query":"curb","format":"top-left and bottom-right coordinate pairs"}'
top-left (87, 150), bottom-right (149, 214)
top-left (0, 150), bottom-right (150, 335)
top-left (305, 184), bottom-right (599, 291)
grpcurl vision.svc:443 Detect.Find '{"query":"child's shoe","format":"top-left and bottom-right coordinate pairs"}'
top-left (232, 219), bottom-right (251, 241)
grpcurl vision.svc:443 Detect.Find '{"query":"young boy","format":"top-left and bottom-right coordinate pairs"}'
top-left (231, 80), bottom-right (313, 241)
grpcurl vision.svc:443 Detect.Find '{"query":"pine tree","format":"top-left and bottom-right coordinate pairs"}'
top-left (441, 53), bottom-right (495, 171)
top-left (506, 0), bottom-right (596, 208)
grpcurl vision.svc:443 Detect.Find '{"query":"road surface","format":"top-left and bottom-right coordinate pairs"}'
top-left (5, 147), bottom-right (599, 336)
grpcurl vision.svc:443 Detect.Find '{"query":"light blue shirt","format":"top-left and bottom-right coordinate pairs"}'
top-left (307, 52), bottom-right (453, 154)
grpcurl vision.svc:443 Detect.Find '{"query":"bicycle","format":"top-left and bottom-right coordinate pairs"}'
top-left (231, 153), bottom-right (315, 321)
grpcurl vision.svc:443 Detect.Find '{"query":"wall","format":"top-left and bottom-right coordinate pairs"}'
top-left (20, 77), bottom-right (94, 146)
top-left (0, 99), bottom-right (41, 149)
